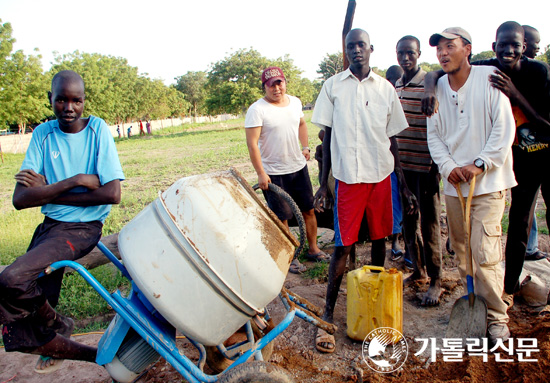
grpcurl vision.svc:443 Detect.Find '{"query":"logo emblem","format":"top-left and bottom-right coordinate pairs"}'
top-left (362, 327), bottom-right (408, 373)
top-left (51, 151), bottom-right (60, 159)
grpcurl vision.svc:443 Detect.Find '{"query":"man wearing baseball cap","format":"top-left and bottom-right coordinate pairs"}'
top-left (245, 66), bottom-right (329, 274)
top-left (423, 21), bottom-right (550, 316)
top-left (426, 27), bottom-right (516, 346)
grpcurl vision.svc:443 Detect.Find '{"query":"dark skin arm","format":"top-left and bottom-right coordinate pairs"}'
top-left (489, 69), bottom-right (550, 133)
top-left (314, 127), bottom-right (333, 212)
top-left (390, 137), bottom-right (418, 215)
top-left (421, 70), bottom-right (445, 116)
top-left (13, 169), bottom-right (121, 210)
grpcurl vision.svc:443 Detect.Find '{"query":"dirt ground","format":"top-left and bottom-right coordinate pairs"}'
top-left (1, 195), bottom-right (549, 382)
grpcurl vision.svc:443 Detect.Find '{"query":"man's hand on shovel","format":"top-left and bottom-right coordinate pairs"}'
top-left (449, 164), bottom-right (483, 187)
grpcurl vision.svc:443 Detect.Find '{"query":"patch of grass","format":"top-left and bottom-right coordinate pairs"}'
top-left (74, 320), bottom-right (111, 334)
top-left (501, 212), bottom-right (510, 234)
top-left (56, 264), bottom-right (130, 320)
top-left (304, 262), bottom-right (329, 281)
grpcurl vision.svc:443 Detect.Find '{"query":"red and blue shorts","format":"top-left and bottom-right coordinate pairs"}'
top-left (333, 173), bottom-right (401, 246)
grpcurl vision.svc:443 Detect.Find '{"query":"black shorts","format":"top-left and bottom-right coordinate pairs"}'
top-left (264, 165), bottom-right (315, 221)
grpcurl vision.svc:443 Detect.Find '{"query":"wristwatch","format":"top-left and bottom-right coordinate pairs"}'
top-left (302, 146), bottom-right (310, 152)
top-left (474, 158), bottom-right (485, 170)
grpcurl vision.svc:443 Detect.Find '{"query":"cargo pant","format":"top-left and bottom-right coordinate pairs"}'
top-left (446, 191), bottom-right (508, 325)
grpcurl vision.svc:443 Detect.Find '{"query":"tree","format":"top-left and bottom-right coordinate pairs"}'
top-left (174, 71), bottom-right (207, 118)
top-left (50, 51), bottom-right (141, 124)
top-left (206, 48), bottom-right (268, 115)
top-left (538, 44), bottom-right (549, 64)
top-left (272, 55), bottom-right (315, 105)
top-left (206, 49), bottom-right (313, 115)
top-left (419, 62), bottom-right (442, 72)
top-left (0, 20), bottom-right (49, 131)
top-left (317, 52), bottom-right (344, 81)
top-left (471, 50), bottom-right (495, 62)
top-left (0, 49), bottom-right (49, 132)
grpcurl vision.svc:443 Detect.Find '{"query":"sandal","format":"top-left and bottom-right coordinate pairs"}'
top-left (502, 292), bottom-right (514, 309)
top-left (315, 328), bottom-right (335, 353)
top-left (304, 250), bottom-right (330, 263)
top-left (538, 305), bottom-right (550, 316)
top-left (34, 355), bottom-right (64, 374)
top-left (289, 259), bottom-right (307, 274)
top-left (391, 249), bottom-right (404, 261)
top-left (525, 250), bottom-right (548, 261)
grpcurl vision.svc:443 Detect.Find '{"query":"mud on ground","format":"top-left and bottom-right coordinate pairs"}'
top-left (1, 211), bottom-right (549, 382)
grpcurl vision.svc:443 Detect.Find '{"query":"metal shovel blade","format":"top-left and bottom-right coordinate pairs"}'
top-left (445, 294), bottom-right (488, 339)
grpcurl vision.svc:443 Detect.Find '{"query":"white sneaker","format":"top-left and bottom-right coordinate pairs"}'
top-left (487, 323), bottom-right (510, 346)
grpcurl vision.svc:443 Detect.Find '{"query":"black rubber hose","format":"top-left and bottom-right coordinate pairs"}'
top-left (252, 183), bottom-right (306, 260)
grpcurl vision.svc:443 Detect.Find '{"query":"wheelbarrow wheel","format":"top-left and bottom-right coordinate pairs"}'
top-left (205, 320), bottom-right (274, 374)
top-left (218, 360), bottom-right (294, 383)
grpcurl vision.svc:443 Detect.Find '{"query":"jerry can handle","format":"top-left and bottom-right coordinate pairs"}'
top-left (361, 265), bottom-right (385, 272)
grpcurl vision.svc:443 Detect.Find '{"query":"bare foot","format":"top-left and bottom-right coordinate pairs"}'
top-left (421, 280), bottom-right (442, 306)
top-left (404, 271), bottom-right (428, 286)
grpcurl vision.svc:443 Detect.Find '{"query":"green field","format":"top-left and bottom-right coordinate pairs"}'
top-left (0, 111), bottom-right (321, 324)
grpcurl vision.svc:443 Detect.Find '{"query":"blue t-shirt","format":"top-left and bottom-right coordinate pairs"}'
top-left (21, 115), bottom-right (125, 223)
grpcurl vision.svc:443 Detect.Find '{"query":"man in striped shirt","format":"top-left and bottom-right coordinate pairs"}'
top-left (395, 35), bottom-right (442, 306)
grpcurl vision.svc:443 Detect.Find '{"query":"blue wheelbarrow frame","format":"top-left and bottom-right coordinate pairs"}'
top-left (44, 241), bottom-right (335, 382)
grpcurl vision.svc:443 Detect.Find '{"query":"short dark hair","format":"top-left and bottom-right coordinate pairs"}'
top-left (51, 70), bottom-right (85, 92)
top-left (396, 35), bottom-right (420, 50)
top-left (496, 21), bottom-right (524, 41)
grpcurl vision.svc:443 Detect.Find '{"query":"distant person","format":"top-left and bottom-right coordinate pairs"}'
top-left (426, 27), bottom-right (516, 345)
top-left (127, 125), bottom-right (132, 137)
top-left (139, 119), bottom-right (145, 136)
top-left (116, 124), bottom-right (121, 139)
top-left (0, 70), bottom-right (124, 373)
top-left (394, 35), bottom-right (442, 306)
top-left (146, 120), bottom-right (152, 135)
top-left (385, 65), bottom-right (404, 87)
top-left (311, 29), bottom-right (415, 353)
top-left (523, 25), bottom-right (540, 59)
top-left (245, 66), bottom-right (329, 275)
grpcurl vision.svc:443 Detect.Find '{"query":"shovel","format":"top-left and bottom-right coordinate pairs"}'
top-left (445, 176), bottom-right (488, 340)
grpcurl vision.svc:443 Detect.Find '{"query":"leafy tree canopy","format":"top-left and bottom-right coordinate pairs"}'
top-left (472, 50), bottom-right (496, 62)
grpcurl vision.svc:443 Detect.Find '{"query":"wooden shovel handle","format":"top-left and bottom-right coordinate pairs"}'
top-left (454, 177), bottom-right (476, 302)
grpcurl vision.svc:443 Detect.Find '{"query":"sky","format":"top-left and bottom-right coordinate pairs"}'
top-left (2, 0), bottom-right (549, 85)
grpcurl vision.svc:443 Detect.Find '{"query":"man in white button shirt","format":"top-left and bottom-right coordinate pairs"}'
top-left (311, 28), bottom-right (414, 353)
top-left (426, 27), bottom-right (517, 346)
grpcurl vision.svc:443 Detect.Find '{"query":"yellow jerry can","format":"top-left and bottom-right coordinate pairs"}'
top-left (346, 265), bottom-right (403, 341)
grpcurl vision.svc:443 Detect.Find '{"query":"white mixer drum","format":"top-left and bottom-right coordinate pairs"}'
top-left (118, 169), bottom-right (297, 346)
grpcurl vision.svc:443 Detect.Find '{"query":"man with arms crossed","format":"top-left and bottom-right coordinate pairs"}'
top-left (0, 70), bottom-right (124, 373)
top-left (426, 28), bottom-right (516, 345)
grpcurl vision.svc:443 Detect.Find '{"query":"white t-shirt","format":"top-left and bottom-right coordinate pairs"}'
top-left (427, 66), bottom-right (517, 197)
top-left (244, 95), bottom-right (306, 175)
top-left (311, 69), bottom-right (408, 184)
